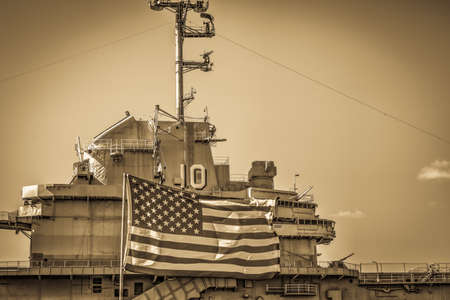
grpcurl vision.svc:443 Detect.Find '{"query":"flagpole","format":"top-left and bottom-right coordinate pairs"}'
top-left (119, 173), bottom-right (126, 300)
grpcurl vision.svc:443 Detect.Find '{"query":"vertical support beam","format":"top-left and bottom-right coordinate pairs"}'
top-left (175, 4), bottom-right (184, 122)
top-left (153, 105), bottom-right (160, 178)
top-left (184, 123), bottom-right (190, 187)
top-left (174, 4), bottom-right (190, 188)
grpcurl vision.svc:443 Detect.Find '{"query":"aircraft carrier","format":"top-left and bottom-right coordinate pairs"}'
top-left (0, 1), bottom-right (449, 299)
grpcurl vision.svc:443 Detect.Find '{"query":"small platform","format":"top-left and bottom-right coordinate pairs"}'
top-left (0, 260), bottom-right (120, 277)
top-left (0, 218), bottom-right (32, 231)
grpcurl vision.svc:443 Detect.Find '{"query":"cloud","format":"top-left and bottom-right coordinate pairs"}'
top-left (332, 209), bottom-right (366, 219)
top-left (417, 160), bottom-right (450, 180)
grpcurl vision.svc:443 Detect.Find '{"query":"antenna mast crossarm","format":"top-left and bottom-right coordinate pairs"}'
top-left (182, 51), bottom-right (213, 73)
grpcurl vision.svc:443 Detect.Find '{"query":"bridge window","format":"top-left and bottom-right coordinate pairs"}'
top-left (92, 277), bottom-right (102, 294)
top-left (115, 289), bottom-right (128, 298)
top-left (134, 282), bottom-right (143, 295)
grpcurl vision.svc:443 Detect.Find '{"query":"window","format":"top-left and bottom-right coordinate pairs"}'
top-left (115, 289), bottom-right (129, 298)
top-left (134, 282), bottom-right (144, 295)
top-left (93, 277), bottom-right (102, 294)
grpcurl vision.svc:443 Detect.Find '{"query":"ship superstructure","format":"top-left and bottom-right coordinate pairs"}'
top-left (0, 1), bottom-right (449, 299)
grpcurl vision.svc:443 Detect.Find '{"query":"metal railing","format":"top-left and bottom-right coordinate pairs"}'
top-left (0, 260), bottom-right (30, 270)
top-left (266, 283), bottom-right (317, 296)
top-left (87, 139), bottom-right (153, 153)
top-left (2, 259), bottom-right (449, 285)
top-left (31, 259), bottom-right (120, 268)
top-left (119, 139), bottom-right (153, 151)
top-left (358, 262), bottom-right (450, 285)
top-left (273, 222), bottom-right (336, 241)
top-left (359, 272), bottom-right (450, 284)
top-left (284, 283), bottom-right (317, 296)
top-left (279, 262), bottom-right (359, 280)
top-left (0, 259), bottom-right (120, 270)
top-left (359, 262), bottom-right (450, 273)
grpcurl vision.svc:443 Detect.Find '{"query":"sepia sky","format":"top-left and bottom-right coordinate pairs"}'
top-left (0, 0), bottom-right (449, 263)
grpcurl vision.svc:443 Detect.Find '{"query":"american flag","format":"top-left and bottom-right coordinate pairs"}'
top-left (124, 175), bottom-right (280, 279)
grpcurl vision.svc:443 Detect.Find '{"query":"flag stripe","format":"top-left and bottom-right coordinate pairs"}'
top-left (201, 202), bottom-right (271, 212)
top-left (200, 200), bottom-right (256, 206)
top-left (202, 230), bottom-right (274, 240)
top-left (130, 241), bottom-right (280, 261)
top-left (202, 207), bottom-right (269, 219)
top-left (126, 256), bottom-right (279, 274)
top-left (202, 215), bottom-right (268, 225)
top-left (130, 233), bottom-right (279, 254)
top-left (203, 222), bottom-right (272, 233)
top-left (128, 249), bottom-right (279, 267)
top-left (203, 216), bottom-right (270, 225)
top-left (131, 225), bottom-right (276, 242)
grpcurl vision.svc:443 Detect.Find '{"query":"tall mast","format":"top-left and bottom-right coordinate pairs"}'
top-left (149, 0), bottom-right (215, 122)
top-left (175, 6), bottom-right (184, 121)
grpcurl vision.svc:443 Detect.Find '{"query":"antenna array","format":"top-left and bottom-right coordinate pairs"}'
top-left (148, 0), bottom-right (215, 122)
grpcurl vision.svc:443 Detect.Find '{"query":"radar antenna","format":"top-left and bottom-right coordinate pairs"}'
top-left (148, 0), bottom-right (215, 122)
